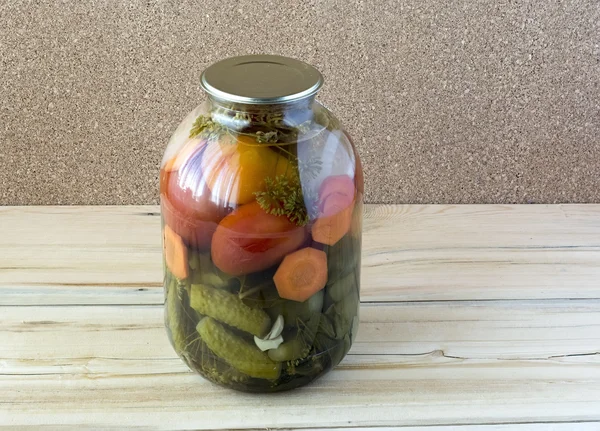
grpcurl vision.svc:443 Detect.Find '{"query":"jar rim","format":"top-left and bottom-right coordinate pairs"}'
top-left (200, 55), bottom-right (324, 105)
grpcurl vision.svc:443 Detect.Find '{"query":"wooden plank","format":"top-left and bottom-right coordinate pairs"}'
top-left (362, 204), bottom-right (600, 301)
top-left (2, 300), bottom-right (599, 362)
top-left (6, 425), bottom-right (600, 431)
top-left (285, 426), bottom-right (600, 431)
top-left (1, 301), bottom-right (599, 428)
top-left (0, 206), bottom-right (163, 305)
top-left (2, 205), bottom-right (600, 305)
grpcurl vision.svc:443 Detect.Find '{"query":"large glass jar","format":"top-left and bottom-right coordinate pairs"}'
top-left (160, 55), bottom-right (363, 392)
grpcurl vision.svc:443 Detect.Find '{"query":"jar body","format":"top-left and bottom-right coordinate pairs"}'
top-left (160, 97), bottom-right (363, 392)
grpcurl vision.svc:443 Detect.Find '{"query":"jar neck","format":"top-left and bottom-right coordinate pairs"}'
top-left (207, 95), bottom-right (316, 112)
top-left (207, 96), bottom-right (317, 132)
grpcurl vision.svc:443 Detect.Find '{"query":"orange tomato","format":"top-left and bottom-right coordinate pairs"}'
top-left (201, 135), bottom-right (292, 205)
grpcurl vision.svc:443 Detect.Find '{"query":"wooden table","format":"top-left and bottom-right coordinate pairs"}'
top-left (1, 205), bottom-right (599, 429)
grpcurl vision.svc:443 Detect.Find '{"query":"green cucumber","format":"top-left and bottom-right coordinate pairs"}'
top-left (190, 283), bottom-right (271, 337)
top-left (268, 338), bottom-right (309, 362)
top-left (269, 290), bottom-right (325, 327)
top-left (189, 252), bottom-right (238, 291)
top-left (327, 270), bottom-right (358, 303)
top-left (268, 312), bottom-right (321, 362)
top-left (197, 317), bottom-right (281, 380)
top-left (325, 234), bottom-right (360, 283)
top-left (325, 290), bottom-right (359, 340)
top-left (165, 277), bottom-right (189, 353)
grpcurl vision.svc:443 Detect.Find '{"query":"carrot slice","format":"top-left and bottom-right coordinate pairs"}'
top-left (273, 247), bottom-right (328, 302)
top-left (311, 199), bottom-right (355, 246)
top-left (163, 224), bottom-right (189, 279)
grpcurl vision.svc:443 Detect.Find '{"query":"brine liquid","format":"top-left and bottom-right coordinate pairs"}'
top-left (163, 204), bottom-right (362, 393)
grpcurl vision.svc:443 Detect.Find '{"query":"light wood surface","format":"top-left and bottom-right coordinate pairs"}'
top-left (1, 205), bottom-right (599, 429)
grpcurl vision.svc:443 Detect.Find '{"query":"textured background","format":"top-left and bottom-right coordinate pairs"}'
top-left (1, 0), bottom-right (599, 205)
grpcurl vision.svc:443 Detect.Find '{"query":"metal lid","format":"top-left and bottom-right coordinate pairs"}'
top-left (200, 55), bottom-right (324, 104)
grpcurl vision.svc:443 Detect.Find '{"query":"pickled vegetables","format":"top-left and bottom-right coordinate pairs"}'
top-left (268, 338), bottom-right (310, 362)
top-left (327, 271), bottom-right (358, 303)
top-left (160, 99), bottom-right (362, 392)
top-left (268, 312), bottom-right (321, 362)
top-left (197, 317), bottom-right (281, 380)
top-left (188, 251), bottom-right (238, 290)
top-left (163, 225), bottom-right (189, 280)
top-left (202, 135), bottom-right (292, 205)
top-left (210, 201), bottom-right (306, 276)
top-left (312, 175), bottom-right (356, 246)
top-left (190, 283), bottom-right (271, 337)
top-left (273, 247), bottom-right (328, 302)
top-left (163, 137), bottom-right (206, 172)
top-left (165, 277), bottom-right (188, 353)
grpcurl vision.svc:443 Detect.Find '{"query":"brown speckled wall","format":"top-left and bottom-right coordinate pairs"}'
top-left (1, 0), bottom-right (599, 205)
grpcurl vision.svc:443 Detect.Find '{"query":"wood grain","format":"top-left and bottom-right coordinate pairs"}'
top-left (1, 205), bottom-right (600, 305)
top-left (6, 425), bottom-right (600, 431)
top-left (1, 301), bottom-right (599, 428)
top-left (1, 205), bottom-right (599, 429)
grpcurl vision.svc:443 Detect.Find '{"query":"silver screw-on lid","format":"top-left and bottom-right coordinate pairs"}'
top-left (200, 55), bottom-right (324, 105)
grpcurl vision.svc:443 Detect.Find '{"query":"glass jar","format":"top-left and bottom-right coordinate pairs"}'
top-left (160, 55), bottom-right (363, 392)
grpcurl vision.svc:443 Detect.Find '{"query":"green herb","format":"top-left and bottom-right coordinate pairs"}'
top-left (255, 174), bottom-right (317, 226)
top-left (189, 115), bottom-right (227, 139)
top-left (255, 130), bottom-right (279, 143)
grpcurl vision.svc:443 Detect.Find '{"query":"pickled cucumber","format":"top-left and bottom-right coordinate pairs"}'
top-left (238, 268), bottom-right (283, 309)
top-left (189, 252), bottom-right (238, 290)
top-left (268, 312), bottom-right (321, 362)
top-left (268, 338), bottom-right (308, 362)
top-left (325, 234), bottom-right (360, 283)
top-left (327, 270), bottom-right (358, 303)
top-left (185, 339), bottom-right (250, 385)
top-left (197, 317), bottom-right (281, 380)
top-left (190, 283), bottom-right (271, 337)
top-left (325, 290), bottom-right (359, 340)
top-left (165, 277), bottom-right (192, 353)
top-left (268, 290), bottom-right (324, 326)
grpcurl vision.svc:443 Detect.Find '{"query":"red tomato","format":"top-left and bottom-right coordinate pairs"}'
top-left (160, 142), bottom-right (228, 250)
top-left (211, 201), bottom-right (306, 276)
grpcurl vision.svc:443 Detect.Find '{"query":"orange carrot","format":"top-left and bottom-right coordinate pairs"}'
top-left (273, 247), bottom-right (328, 302)
top-left (311, 199), bottom-right (355, 246)
top-left (163, 224), bottom-right (189, 279)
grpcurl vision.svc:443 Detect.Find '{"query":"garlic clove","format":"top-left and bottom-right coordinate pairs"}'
top-left (254, 334), bottom-right (284, 352)
top-left (267, 315), bottom-right (284, 340)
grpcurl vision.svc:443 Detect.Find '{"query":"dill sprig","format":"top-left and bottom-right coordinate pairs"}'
top-left (255, 174), bottom-right (318, 226)
top-left (189, 108), bottom-right (325, 226)
top-left (255, 130), bottom-right (279, 143)
top-left (189, 115), bottom-right (227, 139)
